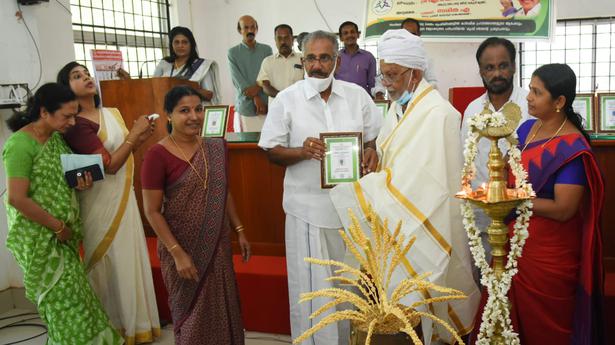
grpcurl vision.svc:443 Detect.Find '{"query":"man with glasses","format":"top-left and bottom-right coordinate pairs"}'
top-left (258, 30), bottom-right (381, 345)
top-left (330, 29), bottom-right (480, 344)
top-left (462, 37), bottom-right (530, 258)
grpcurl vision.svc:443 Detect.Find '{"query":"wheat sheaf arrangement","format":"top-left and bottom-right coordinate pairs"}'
top-left (293, 208), bottom-right (467, 345)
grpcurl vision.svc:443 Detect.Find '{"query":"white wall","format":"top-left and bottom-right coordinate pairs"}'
top-left (557, 0), bottom-right (615, 19)
top-left (0, 0), bottom-right (613, 291)
top-left (175, 0), bottom-right (615, 104)
top-left (0, 0), bottom-right (75, 290)
top-left (173, 0), bottom-right (367, 104)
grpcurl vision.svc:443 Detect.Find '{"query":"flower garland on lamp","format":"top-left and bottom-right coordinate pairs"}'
top-left (457, 103), bottom-right (535, 345)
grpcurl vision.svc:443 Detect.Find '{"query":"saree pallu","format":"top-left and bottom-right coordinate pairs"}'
top-left (159, 137), bottom-right (244, 345)
top-left (508, 133), bottom-right (604, 345)
top-left (79, 108), bottom-right (160, 344)
top-left (5, 132), bottom-right (122, 345)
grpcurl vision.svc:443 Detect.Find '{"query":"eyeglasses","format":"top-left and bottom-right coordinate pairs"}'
top-left (377, 68), bottom-right (411, 84)
top-left (303, 54), bottom-right (336, 65)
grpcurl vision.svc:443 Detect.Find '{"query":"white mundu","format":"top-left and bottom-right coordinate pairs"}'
top-left (259, 78), bottom-right (382, 345)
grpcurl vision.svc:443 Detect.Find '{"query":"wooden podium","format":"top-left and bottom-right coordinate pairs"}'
top-left (100, 77), bottom-right (199, 233)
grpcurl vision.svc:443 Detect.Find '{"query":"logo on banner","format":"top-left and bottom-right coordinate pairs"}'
top-left (372, 0), bottom-right (392, 15)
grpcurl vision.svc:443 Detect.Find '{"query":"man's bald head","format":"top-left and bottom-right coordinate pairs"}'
top-left (237, 15), bottom-right (258, 43)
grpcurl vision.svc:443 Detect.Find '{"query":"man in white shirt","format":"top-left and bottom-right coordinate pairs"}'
top-left (516, 0), bottom-right (542, 17)
top-left (462, 37), bottom-right (531, 258)
top-left (257, 24), bottom-right (304, 102)
top-left (258, 30), bottom-right (382, 345)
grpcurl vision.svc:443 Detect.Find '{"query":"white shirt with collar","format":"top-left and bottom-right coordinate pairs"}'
top-left (257, 51), bottom-right (304, 101)
top-left (259, 79), bottom-right (382, 228)
top-left (461, 85), bottom-right (531, 187)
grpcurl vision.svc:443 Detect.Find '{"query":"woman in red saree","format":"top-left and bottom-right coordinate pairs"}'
top-left (141, 85), bottom-right (251, 344)
top-left (473, 63), bottom-right (604, 344)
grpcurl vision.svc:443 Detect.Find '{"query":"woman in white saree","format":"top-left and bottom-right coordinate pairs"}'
top-left (153, 26), bottom-right (222, 105)
top-left (58, 61), bottom-right (161, 345)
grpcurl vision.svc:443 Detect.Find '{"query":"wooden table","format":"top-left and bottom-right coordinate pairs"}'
top-left (592, 139), bottom-right (615, 270)
top-left (226, 133), bottom-right (286, 256)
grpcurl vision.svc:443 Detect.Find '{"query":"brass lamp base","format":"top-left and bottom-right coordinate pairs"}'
top-left (465, 197), bottom-right (526, 278)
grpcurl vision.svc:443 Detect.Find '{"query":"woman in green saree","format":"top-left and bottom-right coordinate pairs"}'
top-left (3, 83), bottom-right (123, 344)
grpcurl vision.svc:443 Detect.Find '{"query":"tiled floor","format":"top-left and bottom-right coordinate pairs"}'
top-left (0, 309), bottom-right (292, 345)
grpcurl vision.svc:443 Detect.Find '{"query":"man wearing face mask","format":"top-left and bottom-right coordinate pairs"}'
top-left (257, 24), bottom-right (304, 102)
top-left (462, 37), bottom-right (531, 260)
top-left (228, 15), bottom-right (272, 132)
top-left (329, 29), bottom-right (480, 345)
top-left (258, 30), bottom-right (382, 345)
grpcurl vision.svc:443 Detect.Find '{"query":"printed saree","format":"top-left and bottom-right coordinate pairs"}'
top-left (4, 132), bottom-right (122, 344)
top-left (158, 137), bottom-right (244, 345)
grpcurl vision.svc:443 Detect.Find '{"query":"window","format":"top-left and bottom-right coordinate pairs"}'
top-left (520, 18), bottom-right (615, 93)
top-left (71, 0), bottom-right (171, 78)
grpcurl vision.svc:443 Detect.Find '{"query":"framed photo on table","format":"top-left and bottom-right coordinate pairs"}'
top-left (598, 93), bottom-right (615, 133)
top-left (572, 93), bottom-right (595, 132)
top-left (201, 105), bottom-right (230, 138)
top-left (320, 132), bottom-right (363, 189)
top-left (375, 100), bottom-right (390, 118)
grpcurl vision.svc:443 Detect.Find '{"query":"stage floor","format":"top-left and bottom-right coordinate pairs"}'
top-left (0, 308), bottom-right (292, 345)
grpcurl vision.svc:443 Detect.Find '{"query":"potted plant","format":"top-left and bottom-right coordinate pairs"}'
top-left (293, 208), bottom-right (468, 345)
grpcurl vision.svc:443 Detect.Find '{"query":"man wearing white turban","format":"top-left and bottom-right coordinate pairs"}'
top-left (330, 29), bottom-right (480, 344)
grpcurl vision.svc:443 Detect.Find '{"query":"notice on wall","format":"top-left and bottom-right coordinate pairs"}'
top-left (91, 50), bottom-right (123, 82)
top-left (365, 0), bottom-right (553, 40)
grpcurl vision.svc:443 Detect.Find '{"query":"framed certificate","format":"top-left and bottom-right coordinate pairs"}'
top-left (572, 93), bottom-right (595, 132)
top-left (201, 105), bottom-right (229, 138)
top-left (598, 93), bottom-right (615, 133)
top-left (375, 100), bottom-right (390, 118)
top-left (320, 132), bottom-right (363, 189)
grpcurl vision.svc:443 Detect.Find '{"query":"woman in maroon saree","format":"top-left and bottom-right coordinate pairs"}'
top-left (472, 63), bottom-right (604, 344)
top-left (141, 85), bottom-right (251, 344)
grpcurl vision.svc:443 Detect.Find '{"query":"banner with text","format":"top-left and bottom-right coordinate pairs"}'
top-left (365, 0), bottom-right (553, 40)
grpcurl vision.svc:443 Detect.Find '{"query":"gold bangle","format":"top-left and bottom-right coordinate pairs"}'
top-left (125, 140), bottom-right (134, 146)
top-left (54, 221), bottom-right (65, 235)
top-left (167, 244), bottom-right (179, 252)
top-left (234, 225), bottom-right (245, 233)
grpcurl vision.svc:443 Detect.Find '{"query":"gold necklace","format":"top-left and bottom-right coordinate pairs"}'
top-left (174, 60), bottom-right (186, 69)
top-left (169, 134), bottom-right (208, 188)
top-left (522, 118), bottom-right (567, 152)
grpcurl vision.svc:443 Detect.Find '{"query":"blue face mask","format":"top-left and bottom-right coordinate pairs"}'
top-left (396, 70), bottom-right (416, 106)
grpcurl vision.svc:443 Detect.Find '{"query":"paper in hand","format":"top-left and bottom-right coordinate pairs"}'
top-left (60, 154), bottom-right (105, 178)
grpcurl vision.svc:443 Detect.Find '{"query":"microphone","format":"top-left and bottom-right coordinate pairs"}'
top-left (138, 60), bottom-right (159, 79)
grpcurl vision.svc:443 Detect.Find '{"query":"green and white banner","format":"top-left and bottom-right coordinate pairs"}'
top-left (365, 0), bottom-right (553, 40)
